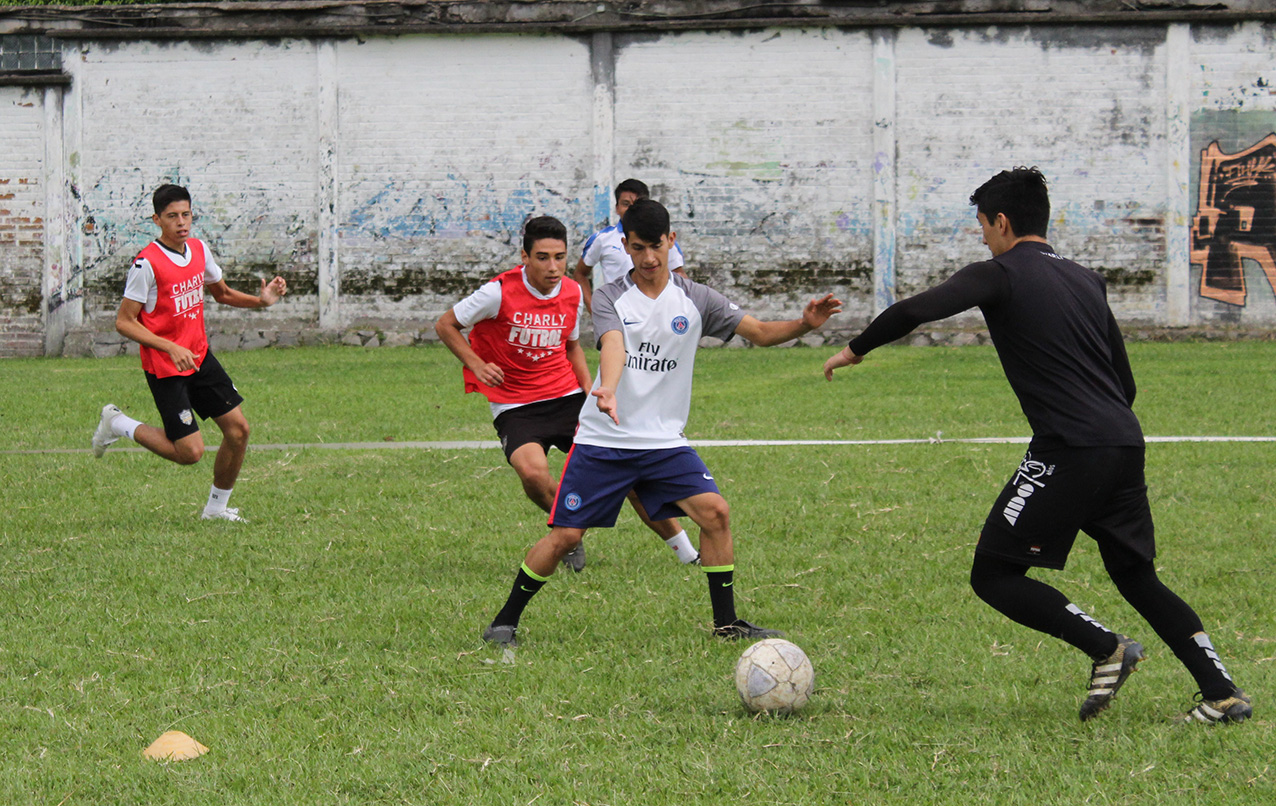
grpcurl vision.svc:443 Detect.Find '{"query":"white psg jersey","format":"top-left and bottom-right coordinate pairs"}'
top-left (575, 273), bottom-right (745, 449)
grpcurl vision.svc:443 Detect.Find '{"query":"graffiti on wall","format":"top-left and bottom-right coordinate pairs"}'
top-left (1190, 133), bottom-right (1276, 306)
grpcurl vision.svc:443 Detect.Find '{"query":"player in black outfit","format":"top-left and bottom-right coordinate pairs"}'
top-left (823, 167), bottom-right (1252, 724)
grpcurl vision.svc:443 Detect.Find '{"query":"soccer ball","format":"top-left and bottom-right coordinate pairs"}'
top-left (734, 638), bottom-right (814, 715)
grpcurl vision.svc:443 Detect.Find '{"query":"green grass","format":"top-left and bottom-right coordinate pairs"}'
top-left (1, 343), bottom-right (1273, 805)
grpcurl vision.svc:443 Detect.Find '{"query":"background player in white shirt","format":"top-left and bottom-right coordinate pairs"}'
top-left (572, 178), bottom-right (686, 312)
top-left (483, 200), bottom-right (841, 647)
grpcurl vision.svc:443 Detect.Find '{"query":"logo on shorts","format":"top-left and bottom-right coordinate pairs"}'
top-left (1002, 452), bottom-right (1055, 527)
top-left (671, 316), bottom-right (689, 334)
top-left (564, 492), bottom-right (582, 511)
top-left (179, 409), bottom-right (194, 425)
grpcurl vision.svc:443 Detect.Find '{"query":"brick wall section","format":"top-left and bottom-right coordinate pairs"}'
top-left (2, 22), bottom-right (1274, 357)
top-left (0, 87), bottom-right (45, 356)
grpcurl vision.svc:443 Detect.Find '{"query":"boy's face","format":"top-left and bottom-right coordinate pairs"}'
top-left (622, 230), bottom-right (676, 279)
top-left (614, 191), bottom-right (642, 219)
top-left (977, 211), bottom-right (1014, 257)
top-left (153, 200), bottom-right (193, 250)
top-left (521, 238), bottom-right (569, 295)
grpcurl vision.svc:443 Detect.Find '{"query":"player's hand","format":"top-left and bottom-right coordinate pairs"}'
top-left (472, 362), bottom-right (504, 387)
top-left (167, 344), bottom-right (199, 372)
top-left (592, 387), bottom-right (619, 425)
top-left (802, 293), bottom-right (843, 330)
top-left (259, 276), bottom-right (288, 307)
top-left (823, 346), bottom-right (862, 381)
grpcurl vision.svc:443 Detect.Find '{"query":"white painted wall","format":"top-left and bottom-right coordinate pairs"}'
top-left (2, 22), bottom-right (1275, 356)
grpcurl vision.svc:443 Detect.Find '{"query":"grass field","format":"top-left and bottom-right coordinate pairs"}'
top-left (1, 342), bottom-right (1272, 805)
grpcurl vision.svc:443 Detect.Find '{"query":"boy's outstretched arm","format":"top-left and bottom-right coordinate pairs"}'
top-left (733, 293), bottom-right (842, 347)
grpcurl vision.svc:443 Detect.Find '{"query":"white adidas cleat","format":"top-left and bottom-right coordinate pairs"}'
top-left (92, 404), bottom-right (123, 458)
top-left (201, 508), bottom-right (248, 523)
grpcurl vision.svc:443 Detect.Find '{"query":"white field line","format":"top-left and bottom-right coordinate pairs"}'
top-left (4, 435), bottom-right (1275, 455)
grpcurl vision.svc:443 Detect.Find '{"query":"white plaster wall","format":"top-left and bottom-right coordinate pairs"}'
top-left (4, 20), bottom-right (1276, 356)
top-left (68, 38), bottom-right (319, 327)
top-left (613, 28), bottom-right (877, 321)
top-left (894, 26), bottom-right (1169, 325)
top-left (335, 33), bottom-right (595, 323)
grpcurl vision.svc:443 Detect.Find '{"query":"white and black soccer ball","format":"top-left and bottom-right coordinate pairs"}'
top-left (734, 637), bottom-right (814, 715)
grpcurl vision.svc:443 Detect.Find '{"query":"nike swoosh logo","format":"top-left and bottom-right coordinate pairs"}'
top-left (702, 473), bottom-right (714, 480)
top-left (622, 319), bottom-right (641, 325)
top-left (520, 585), bottom-right (535, 592)
top-left (721, 581), bottom-right (733, 588)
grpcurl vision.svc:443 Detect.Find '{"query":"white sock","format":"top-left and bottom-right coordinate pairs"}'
top-left (205, 485), bottom-right (233, 515)
top-left (664, 530), bottom-right (698, 563)
top-left (112, 413), bottom-right (143, 440)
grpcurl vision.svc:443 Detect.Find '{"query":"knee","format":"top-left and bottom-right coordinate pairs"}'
top-left (697, 499), bottom-right (731, 536)
top-left (175, 444), bottom-right (204, 465)
top-left (549, 529), bottom-right (584, 554)
top-left (221, 418), bottom-right (250, 446)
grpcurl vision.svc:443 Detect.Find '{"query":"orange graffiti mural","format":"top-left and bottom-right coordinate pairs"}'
top-left (1191, 134), bottom-right (1276, 306)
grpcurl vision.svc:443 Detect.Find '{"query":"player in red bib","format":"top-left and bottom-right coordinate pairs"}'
top-left (91, 184), bottom-right (288, 523)
top-left (435, 216), bottom-right (698, 572)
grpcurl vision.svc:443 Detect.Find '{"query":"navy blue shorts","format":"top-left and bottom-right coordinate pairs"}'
top-left (976, 443), bottom-right (1156, 571)
top-left (549, 444), bottom-right (721, 529)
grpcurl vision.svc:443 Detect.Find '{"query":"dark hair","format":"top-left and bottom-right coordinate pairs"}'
top-left (969, 167), bottom-right (1050, 238)
top-left (152, 184), bottom-right (191, 215)
top-left (522, 215), bottom-right (568, 253)
top-left (620, 198), bottom-right (670, 245)
top-left (614, 178), bottom-right (650, 202)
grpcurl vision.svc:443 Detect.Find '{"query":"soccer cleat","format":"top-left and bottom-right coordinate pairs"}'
top-left (92, 404), bottom-right (123, 458)
top-left (714, 619), bottom-right (784, 640)
top-left (1079, 634), bottom-right (1144, 721)
top-left (482, 624), bottom-right (518, 648)
top-left (561, 541), bottom-right (586, 573)
top-left (201, 507), bottom-right (247, 523)
top-left (1182, 689), bottom-right (1252, 724)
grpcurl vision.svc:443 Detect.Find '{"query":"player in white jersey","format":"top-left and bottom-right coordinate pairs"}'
top-left (572, 178), bottom-right (685, 312)
top-left (482, 199), bottom-right (842, 647)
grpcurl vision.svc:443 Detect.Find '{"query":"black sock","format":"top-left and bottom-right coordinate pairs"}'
top-left (1106, 560), bottom-right (1237, 700)
top-left (492, 565), bottom-right (548, 628)
top-left (704, 565), bottom-right (737, 628)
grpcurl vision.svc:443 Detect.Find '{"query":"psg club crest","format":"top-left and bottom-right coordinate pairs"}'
top-left (564, 492), bottom-right (582, 511)
top-left (671, 316), bottom-right (689, 334)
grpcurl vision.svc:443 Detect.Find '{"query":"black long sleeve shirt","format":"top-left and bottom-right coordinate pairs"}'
top-left (849, 241), bottom-right (1142, 448)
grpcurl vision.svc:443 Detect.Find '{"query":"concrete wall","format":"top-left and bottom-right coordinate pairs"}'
top-left (3, 19), bottom-right (1276, 357)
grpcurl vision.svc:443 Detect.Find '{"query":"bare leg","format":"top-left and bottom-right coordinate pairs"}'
top-left (508, 443), bottom-right (556, 513)
top-left (210, 406), bottom-right (251, 490)
top-left (132, 425), bottom-right (205, 465)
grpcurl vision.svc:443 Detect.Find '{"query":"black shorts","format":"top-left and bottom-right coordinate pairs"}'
top-left (492, 392), bottom-right (586, 462)
top-left (144, 351), bottom-right (245, 442)
top-left (976, 443), bottom-right (1155, 571)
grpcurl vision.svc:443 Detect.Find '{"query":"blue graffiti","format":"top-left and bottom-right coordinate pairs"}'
top-left (344, 179), bottom-right (589, 241)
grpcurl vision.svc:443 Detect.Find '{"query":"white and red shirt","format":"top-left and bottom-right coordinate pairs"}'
top-left (123, 238), bottom-right (223, 378)
top-left (452, 266), bottom-right (586, 417)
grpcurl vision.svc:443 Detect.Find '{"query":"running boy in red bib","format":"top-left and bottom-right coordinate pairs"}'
top-left (91, 184), bottom-right (288, 523)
